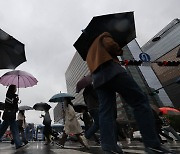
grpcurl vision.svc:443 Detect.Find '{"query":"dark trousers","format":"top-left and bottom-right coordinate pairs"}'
top-left (85, 108), bottom-right (99, 142)
top-left (96, 72), bottom-right (160, 152)
top-left (0, 119), bottom-right (22, 148)
top-left (43, 125), bottom-right (52, 142)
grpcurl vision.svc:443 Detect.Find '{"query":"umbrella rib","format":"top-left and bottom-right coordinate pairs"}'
top-left (5, 75), bottom-right (17, 87)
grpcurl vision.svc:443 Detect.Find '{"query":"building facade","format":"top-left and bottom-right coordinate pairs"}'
top-left (141, 19), bottom-right (180, 108)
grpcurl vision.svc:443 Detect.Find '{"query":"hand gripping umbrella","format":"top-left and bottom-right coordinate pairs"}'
top-left (0, 28), bottom-right (26, 69)
top-left (33, 102), bottom-right (51, 111)
top-left (49, 92), bottom-right (75, 103)
top-left (73, 11), bottom-right (136, 60)
top-left (0, 70), bottom-right (38, 94)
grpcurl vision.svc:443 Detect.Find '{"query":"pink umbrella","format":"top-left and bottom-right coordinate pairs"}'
top-left (0, 70), bottom-right (38, 94)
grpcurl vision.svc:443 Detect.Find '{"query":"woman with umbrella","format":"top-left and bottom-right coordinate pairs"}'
top-left (58, 97), bottom-right (89, 149)
top-left (0, 85), bottom-right (25, 149)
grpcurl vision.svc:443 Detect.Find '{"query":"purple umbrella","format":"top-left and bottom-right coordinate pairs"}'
top-left (0, 70), bottom-right (38, 94)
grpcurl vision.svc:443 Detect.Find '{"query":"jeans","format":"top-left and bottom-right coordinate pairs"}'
top-left (0, 120), bottom-right (22, 148)
top-left (85, 108), bottom-right (99, 139)
top-left (95, 72), bottom-right (160, 152)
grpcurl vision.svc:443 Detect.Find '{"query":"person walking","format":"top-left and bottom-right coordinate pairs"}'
top-left (83, 83), bottom-right (100, 144)
top-left (152, 109), bottom-right (175, 144)
top-left (85, 32), bottom-right (173, 153)
top-left (0, 85), bottom-right (25, 149)
top-left (80, 108), bottom-right (100, 144)
top-left (41, 108), bottom-right (52, 145)
top-left (17, 110), bottom-right (28, 145)
top-left (159, 111), bottom-right (180, 142)
top-left (58, 98), bottom-right (89, 149)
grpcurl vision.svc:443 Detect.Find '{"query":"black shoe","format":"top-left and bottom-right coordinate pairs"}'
top-left (11, 140), bottom-right (14, 145)
top-left (16, 144), bottom-right (26, 150)
top-left (145, 145), bottom-right (175, 154)
top-left (24, 141), bottom-right (29, 145)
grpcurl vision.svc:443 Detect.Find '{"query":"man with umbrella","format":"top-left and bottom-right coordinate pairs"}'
top-left (85, 31), bottom-right (174, 153)
top-left (79, 16), bottom-right (174, 154)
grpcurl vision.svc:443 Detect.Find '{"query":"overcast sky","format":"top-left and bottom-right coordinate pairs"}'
top-left (0, 0), bottom-right (179, 124)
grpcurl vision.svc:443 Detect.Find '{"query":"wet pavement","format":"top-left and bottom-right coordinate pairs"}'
top-left (0, 141), bottom-right (180, 154)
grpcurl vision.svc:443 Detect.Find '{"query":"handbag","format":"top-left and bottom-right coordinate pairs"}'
top-left (2, 111), bottom-right (16, 120)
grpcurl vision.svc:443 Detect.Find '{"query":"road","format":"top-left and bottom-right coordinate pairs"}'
top-left (0, 141), bottom-right (180, 154)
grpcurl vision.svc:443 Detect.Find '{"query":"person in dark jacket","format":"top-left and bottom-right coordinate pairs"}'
top-left (0, 85), bottom-right (24, 149)
top-left (151, 109), bottom-right (174, 144)
top-left (86, 32), bottom-right (172, 153)
top-left (41, 108), bottom-right (52, 145)
top-left (83, 84), bottom-right (100, 144)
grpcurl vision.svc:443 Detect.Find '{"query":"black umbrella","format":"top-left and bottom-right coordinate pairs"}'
top-left (73, 104), bottom-right (88, 113)
top-left (33, 102), bottom-right (51, 111)
top-left (0, 28), bottom-right (26, 69)
top-left (19, 105), bottom-right (33, 111)
top-left (0, 102), bottom-right (5, 110)
top-left (73, 11), bottom-right (136, 60)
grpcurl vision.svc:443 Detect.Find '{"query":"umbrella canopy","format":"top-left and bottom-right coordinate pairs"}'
top-left (73, 104), bottom-right (88, 113)
top-left (76, 75), bottom-right (92, 93)
top-left (19, 105), bottom-right (33, 111)
top-left (159, 107), bottom-right (180, 115)
top-left (0, 102), bottom-right (5, 110)
top-left (33, 102), bottom-right (51, 111)
top-left (0, 70), bottom-right (38, 88)
top-left (0, 28), bottom-right (26, 69)
top-left (49, 93), bottom-right (75, 103)
top-left (73, 11), bottom-right (136, 60)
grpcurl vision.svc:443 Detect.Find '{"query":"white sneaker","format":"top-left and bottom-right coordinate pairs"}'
top-left (81, 135), bottom-right (90, 149)
top-left (117, 142), bottom-right (122, 146)
top-left (126, 138), bottom-right (131, 144)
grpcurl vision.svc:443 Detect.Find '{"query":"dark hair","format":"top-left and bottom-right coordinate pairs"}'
top-left (64, 98), bottom-right (74, 107)
top-left (6, 85), bottom-right (16, 96)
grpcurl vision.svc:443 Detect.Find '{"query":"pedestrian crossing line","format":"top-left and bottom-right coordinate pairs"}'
top-left (0, 145), bottom-right (14, 150)
top-left (51, 149), bottom-right (91, 154)
top-left (122, 149), bottom-right (145, 154)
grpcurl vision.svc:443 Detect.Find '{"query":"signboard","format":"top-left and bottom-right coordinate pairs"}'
top-left (139, 53), bottom-right (151, 62)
